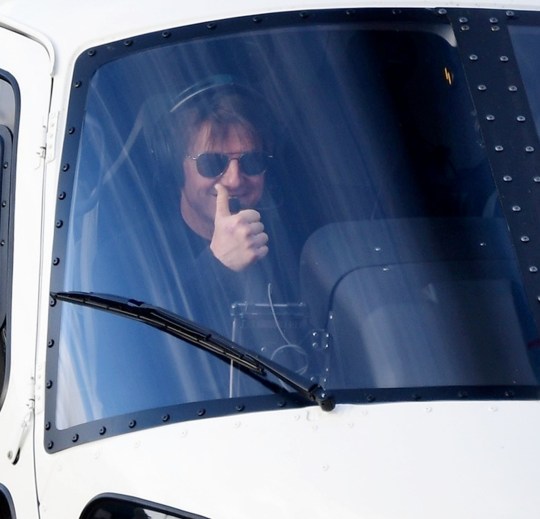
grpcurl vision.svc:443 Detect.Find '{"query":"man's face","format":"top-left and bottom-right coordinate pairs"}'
top-left (180, 122), bottom-right (265, 238)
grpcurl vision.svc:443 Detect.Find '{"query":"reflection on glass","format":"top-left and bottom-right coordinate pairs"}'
top-left (54, 19), bottom-right (538, 429)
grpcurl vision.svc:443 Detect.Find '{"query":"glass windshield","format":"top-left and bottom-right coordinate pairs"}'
top-left (50, 14), bottom-right (539, 433)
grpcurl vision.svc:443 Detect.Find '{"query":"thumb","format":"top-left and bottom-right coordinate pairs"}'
top-left (214, 184), bottom-right (231, 220)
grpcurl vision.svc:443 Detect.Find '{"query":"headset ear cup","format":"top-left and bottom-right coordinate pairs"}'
top-left (144, 118), bottom-right (185, 199)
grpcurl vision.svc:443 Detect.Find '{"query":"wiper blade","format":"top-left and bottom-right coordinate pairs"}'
top-left (52, 291), bottom-right (335, 412)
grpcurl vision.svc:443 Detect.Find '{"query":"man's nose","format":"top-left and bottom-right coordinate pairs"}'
top-left (219, 158), bottom-right (243, 189)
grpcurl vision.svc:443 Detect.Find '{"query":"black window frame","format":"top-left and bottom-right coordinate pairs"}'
top-left (0, 483), bottom-right (16, 518)
top-left (80, 493), bottom-right (209, 519)
top-left (449, 9), bottom-right (540, 320)
top-left (0, 71), bottom-right (19, 410)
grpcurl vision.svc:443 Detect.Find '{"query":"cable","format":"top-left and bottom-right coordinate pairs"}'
top-left (267, 283), bottom-right (291, 345)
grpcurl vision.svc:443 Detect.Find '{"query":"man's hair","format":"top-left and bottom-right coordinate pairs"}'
top-left (170, 82), bottom-right (276, 161)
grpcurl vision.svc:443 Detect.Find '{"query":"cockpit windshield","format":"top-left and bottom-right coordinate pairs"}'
top-left (47, 11), bottom-right (540, 446)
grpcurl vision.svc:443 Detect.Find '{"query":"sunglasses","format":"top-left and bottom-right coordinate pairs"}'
top-left (187, 151), bottom-right (273, 178)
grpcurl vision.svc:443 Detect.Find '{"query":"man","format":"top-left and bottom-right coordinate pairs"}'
top-left (171, 76), bottom-right (275, 275)
top-left (165, 77), bottom-right (299, 334)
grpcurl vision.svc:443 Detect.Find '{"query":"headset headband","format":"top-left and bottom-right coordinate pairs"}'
top-left (170, 75), bottom-right (246, 113)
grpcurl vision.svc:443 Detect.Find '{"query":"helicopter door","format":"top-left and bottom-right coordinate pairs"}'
top-left (0, 26), bottom-right (52, 519)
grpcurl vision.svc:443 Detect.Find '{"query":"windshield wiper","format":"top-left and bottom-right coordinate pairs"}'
top-left (52, 291), bottom-right (335, 412)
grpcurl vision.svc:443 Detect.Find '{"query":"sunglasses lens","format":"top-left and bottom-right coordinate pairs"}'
top-left (196, 153), bottom-right (229, 178)
top-left (240, 152), bottom-right (271, 176)
top-left (194, 152), bottom-right (271, 177)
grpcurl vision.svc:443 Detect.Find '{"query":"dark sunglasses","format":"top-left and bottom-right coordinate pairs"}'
top-left (187, 151), bottom-right (273, 178)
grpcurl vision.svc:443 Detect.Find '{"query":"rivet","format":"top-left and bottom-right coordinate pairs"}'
top-left (489, 17), bottom-right (499, 23)
top-left (58, 191), bottom-right (66, 200)
top-left (277, 400), bottom-right (286, 408)
top-left (235, 404), bottom-right (245, 412)
top-left (72, 434), bottom-right (79, 442)
top-left (526, 146), bottom-right (535, 153)
top-left (206, 22), bottom-right (217, 29)
top-left (494, 145), bottom-right (504, 152)
top-left (459, 17), bottom-right (468, 23)
top-left (512, 205), bottom-right (522, 212)
top-left (486, 114), bottom-right (495, 121)
top-left (55, 220), bottom-right (63, 228)
top-left (506, 10), bottom-right (515, 17)
top-left (491, 25), bottom-right (500, 31)
top-left (47, 441), bottom-right (54, 450)
top-left (529, 266), bottom-right (538, 273)
top-left (517, 115), bottom-right (527, 122)
top-left (469, 54), bottom-right (479, 61)
top-left (437, 8), bottom-right (447, 14)
top-left (0, 240), bottom-right (5, 247)
top-left (499, 55), bottom-right (509, 62)
top-left (49, 296), bottom-right (56, 307)
top-left (1, 201), bottom-right (5, 207)
top-left (74, 81), bottom-right (82, 88)
top-left (87, 49), bottom-right (96, 57)
top-left (477, 84), bottom-right (487, 91)
top-left (123, 39), bottom-right (133, 46)
top-left (128, 420), bottom-right (136, 428)
top-left (162, 414), bottom-right (170, 422)
top-left (508, 85), bottom-right (518, 92)
top-left (2, 162), bottom-right (7, 169)
top-left (45, 421), bottom-right (51, 430)
top-left (461, 25), bottom-right (470, 31)
top-left (505, 390), bottom-right (515, 398)
top-left (68, 127), bottom-right (76, 135)
top-left (161, 31), bottom-right (171, 38)
top-left (52, 257), bottom-right (60, 266)
top-left (47, 339), bottom-right (55, 348)
top-left (299, 11), bottom-right (310, 19)
top-left (252, 16), bottom-right (262, 23)
top-left (503, 175), bottom-right (513, 182)
top-left (366, 394), bottom-right (375, 402)
top-left (520, 235), bottom-right (530, 243)
top-left (99, 426), bottom-right (107, 435)
top-left (62, 163), bottom-right (70, 172)
top-left (534, 176), bottom-right (540, 183)
top-left (197, 408), bottom-right (206, 416)
top-left (46, 380), bottom-right (53, 389)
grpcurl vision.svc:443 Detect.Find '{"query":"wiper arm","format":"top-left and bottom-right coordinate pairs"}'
top-left (52, 291), bottom-right (335, 412)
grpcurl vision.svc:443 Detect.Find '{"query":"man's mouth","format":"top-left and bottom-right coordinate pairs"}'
top-left (228, 197), bottom-right (241, 214)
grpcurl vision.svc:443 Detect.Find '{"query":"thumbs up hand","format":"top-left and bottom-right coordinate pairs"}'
top-left (210, 184), bottom-right (269, 271)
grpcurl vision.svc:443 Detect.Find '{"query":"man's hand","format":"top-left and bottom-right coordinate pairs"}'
top-left (210, 184), bottom-right (269, 271)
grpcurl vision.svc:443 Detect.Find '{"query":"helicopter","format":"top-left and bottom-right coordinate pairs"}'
top-left (2, 0), bottom-right (540, 517)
